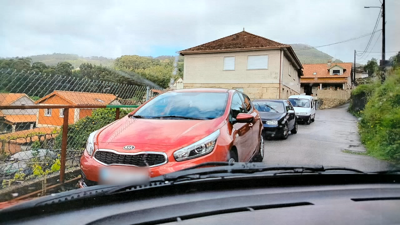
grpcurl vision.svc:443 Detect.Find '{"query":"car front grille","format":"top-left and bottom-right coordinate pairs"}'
top-left (94, 150), bottom-right (167, 167)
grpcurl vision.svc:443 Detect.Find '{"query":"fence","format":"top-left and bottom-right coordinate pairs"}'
top-left (0, 69), bottom-right (162, 196)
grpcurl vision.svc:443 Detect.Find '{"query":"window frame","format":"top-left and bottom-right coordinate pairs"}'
top-left (59, 109), bottom-right (64, 118)
top-left (223, 56), bottom-right (235, 71)
top-left (230, 92), bottom-right (246, 120)
top-left (332, 69), bottom-right (341, 75)
top-left (44, 108), bottom-right (52, 117)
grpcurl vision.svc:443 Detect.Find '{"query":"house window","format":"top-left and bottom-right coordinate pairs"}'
top-left (223, 57), bottom-right (235, 71)
top-left (45, 109), bottom-right (52, 117)
top-left (247, 55), bottom-right (268, 70)
top-left (332, 70), bottom-right (340, 75)
top-left (59, 109), bottom-right (64, 118)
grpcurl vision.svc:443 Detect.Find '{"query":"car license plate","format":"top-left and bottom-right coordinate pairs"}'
top-left (99, 167), bottom-right (149, 185)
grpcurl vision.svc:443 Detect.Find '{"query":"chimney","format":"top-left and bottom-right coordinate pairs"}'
top-left (327, 60), bottom-right (332, 68)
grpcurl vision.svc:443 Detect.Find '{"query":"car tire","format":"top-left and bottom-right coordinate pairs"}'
top-left (311, 114), bottom-right (315, 122)
top-left (306, 116), bottom-right (311, 125)
top-left (281, 123), bottom-right (289, 139)
top-left (251, 135), bottom-right (264, 162)
top-left (291, 121), bottom-right (298, 134)
top-left (228, 149), bottom-right (238, 164)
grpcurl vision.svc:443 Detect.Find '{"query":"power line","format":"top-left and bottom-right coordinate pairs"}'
top-left (358, 9), bottom-right (382, 58)
top-left (359, 32), bottom-right (381, 60)
top-left (294, 29), bottom-right (381, 52)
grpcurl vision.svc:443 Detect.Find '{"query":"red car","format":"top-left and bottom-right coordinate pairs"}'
top-left (80, 88), bottom-right (264, 186)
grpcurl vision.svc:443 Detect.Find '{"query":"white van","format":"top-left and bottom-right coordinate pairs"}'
top-left (288, 95), bottom-right (316, 125)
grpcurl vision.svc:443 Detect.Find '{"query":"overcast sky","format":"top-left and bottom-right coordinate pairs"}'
top-left (0, 0), bottom-right (398, 63)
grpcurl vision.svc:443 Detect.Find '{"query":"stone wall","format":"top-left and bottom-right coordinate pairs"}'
top-left (317, 89), bottom-right (351, 109)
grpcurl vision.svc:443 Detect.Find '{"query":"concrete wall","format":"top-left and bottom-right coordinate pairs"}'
top-left (282, 54), bottom-right (301, 94)
top-left (184, 83), bottom-right (280, 100)
top-left (317, 89), bottom-right (351, 100)
top-left (2, 97), bottom-right (38, 115)
top-left (183, 50), bottom-right (281, 84)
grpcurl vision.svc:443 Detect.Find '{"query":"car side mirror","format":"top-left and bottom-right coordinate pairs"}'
top-left (235, 113), bottom-right (254, 123)
top-left (288, 110), bottom-right (295, 114)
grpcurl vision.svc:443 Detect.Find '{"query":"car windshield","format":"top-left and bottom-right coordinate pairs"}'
top-left (1, 0), bottom-right (400, 217)
top-left (134, 92), bottom-right (228, 120)
top-left (289, 98), bottom-right (310, 108)
top-left (254, 101), bottom-right (285, 113)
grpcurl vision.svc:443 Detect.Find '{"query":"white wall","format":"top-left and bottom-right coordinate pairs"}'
top-left (183, 50), bottom-right (281, 84)
top-left (282, 55), bottom-right (301, 94)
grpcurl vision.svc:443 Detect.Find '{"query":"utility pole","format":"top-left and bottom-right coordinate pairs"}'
top-left (382, 0), bottom-right (385, 68)
top-left (364, 0), bottom-right (386, 82)
top-left (353, 50), bottom-right (356, 86)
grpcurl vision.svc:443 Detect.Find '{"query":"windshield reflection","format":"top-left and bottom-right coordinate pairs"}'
top-left (134, 92), bottom-right (228, 120)
top-left (289, 99), bottom-right (310, 108)
top-left (254, 101), bottom-right (285, 113)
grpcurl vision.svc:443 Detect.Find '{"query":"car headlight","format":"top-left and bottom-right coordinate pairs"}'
top-left (86, 130), bottom-right (99, 156)
top-left (174, 130), bottom-right (220, 162)
top-left (266, 120), bottom-right (278, 125)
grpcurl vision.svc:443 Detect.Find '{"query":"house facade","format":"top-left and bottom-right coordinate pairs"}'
top-left (0, 93), bottom-right (37, 133)
top-left (180, 31), bottom-right (303, 99)
top-left (35, 91), bottom-right (118, 127)
top-left (301, 62), bottom-right (353, 96)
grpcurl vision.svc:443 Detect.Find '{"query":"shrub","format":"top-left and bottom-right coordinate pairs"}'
top-left (359, 69), bottom-right (400, 161)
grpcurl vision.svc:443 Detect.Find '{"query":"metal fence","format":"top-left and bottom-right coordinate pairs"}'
top-left (0, 69), bottom-right (162, 193)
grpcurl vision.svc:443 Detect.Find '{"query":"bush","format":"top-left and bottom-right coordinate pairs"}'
top-left (359, 69), bottom-right (400, 161)
top-left (349, 82), bottom-right (380, 116)
top-left (55, 108), bottom-right (129, 150)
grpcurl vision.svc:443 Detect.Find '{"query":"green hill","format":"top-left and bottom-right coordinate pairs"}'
top-left (30, 53), bottom-right (114, 68)
top-left (290, 44), bottom-right (343, 64)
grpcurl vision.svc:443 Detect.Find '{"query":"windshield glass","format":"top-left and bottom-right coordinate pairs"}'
top-left (134, 92), bottom-right (228, 119)
top-left (254, 101), bottom-right (285, 113)
top-left (1, 0), bottom-right (400, 215)
top-left (289, 98), bottom-right (310, 108)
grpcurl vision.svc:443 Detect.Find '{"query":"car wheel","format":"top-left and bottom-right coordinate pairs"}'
top-left (251, 135), bottom-right (264, 162)
top-left (281, 123), bottom-right (289, 139)
top-left (228, 149), bottom-right (238, 164)
top-left (311, 114), bottom-right (315, 122)
top-left (291, 121), bottom-right (298, 134)
top-left (306, 116), bottom-right (311, 125)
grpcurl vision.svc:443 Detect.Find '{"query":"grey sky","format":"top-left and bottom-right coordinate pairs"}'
top-left (0, 0), bottom-right (398, 63)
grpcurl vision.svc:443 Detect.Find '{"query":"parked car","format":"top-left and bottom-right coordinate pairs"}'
top-left (79, 88), bottom-right (264, 186)
top-left (288, 95), bottom-right (316, 124)
top-left (253, 99), bottom-right (297, 139)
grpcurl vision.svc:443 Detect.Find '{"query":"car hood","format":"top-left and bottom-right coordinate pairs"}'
top-left (95, 116), bottom-right (224, 153)
top-left (258, 112), bottom-right (285, 120)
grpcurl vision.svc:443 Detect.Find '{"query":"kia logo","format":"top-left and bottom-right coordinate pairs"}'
top-left (123, 145), bottom-right (135, 150)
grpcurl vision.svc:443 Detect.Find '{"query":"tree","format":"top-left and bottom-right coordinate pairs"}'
top-left (0, 57), bottom-right (32, 71)
top-left (364, 58), bottom-right (379, 76)
top-left (55, 62), bottom-right (74, 76)
top-left (31, 62), bottom-right (48, 73)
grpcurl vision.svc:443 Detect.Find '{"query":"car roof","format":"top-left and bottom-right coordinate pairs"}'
top-left (173, 88), bottom-right (230, 93)
top-left (253, 99), bottom-right (287, 102)
top-left (289, 95), bottom-right (313, 99)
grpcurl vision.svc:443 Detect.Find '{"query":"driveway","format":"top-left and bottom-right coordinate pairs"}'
top-left (263, 103), bottom-right (391, 171)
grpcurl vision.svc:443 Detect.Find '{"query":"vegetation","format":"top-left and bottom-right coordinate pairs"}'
top-left (55, 108), bottom-right (130, 150)
top-left (364, 58), bottom-right (379, 76)
top-left (355, 68), bottom-right (400, 161)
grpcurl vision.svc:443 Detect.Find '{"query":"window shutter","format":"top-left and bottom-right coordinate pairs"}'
top-left (224, 57), bottom-right (235, 70)
top-left (247, 55), bottom-right (268, 69)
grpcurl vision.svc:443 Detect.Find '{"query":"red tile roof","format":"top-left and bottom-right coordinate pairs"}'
top-left (4, 115), bottom-right (36, 124)
top-left (36, 91), bottom-right (117, 106)
top-left (180, 31), bottom-right (289, 54)
top-left (0, 93), bottom-right (31, 106)
top-left (302, 63), bottom-right (353, 78)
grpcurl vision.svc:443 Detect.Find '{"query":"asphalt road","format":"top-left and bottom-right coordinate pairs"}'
top-left (263, 103), bottom-right (391, 171)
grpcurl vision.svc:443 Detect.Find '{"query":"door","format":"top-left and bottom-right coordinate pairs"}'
top-left (230, 92), bottom-right (253, 162)
top-left (286, 101), bottom-right (296, 129)
top-left (241, 93), bottom-right (261, 160)
top-left (311, 99), bottom-right (316, 118)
